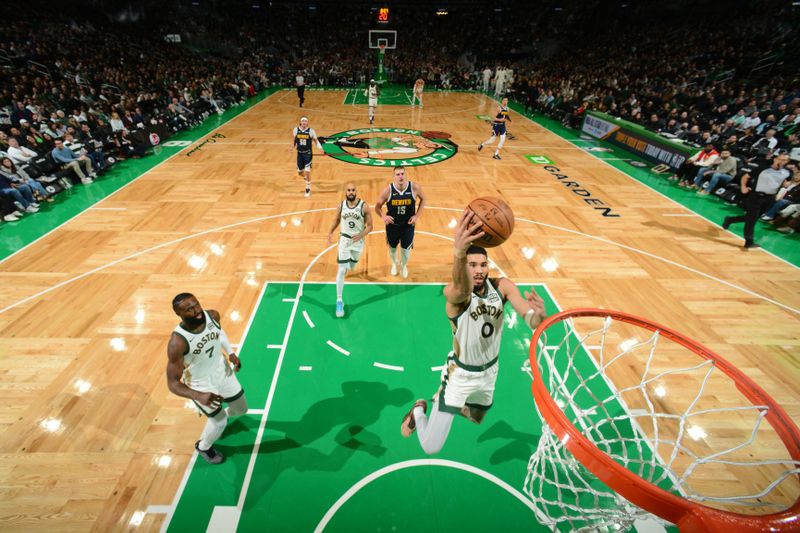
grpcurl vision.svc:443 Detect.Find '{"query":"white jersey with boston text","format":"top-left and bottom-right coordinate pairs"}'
top-left (365, 86), bottom-right (379, 106)
top-left (451, 279), bottom-right (505, 368)
top-left (173, 311), bottom-right (228, 388)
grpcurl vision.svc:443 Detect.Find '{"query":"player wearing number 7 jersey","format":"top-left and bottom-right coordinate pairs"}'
top-left (400, 210), bottom-right (547, 454)
top-left (374, 167), bottom-right (426, 279)
top-left (327, 182), bottom-right (373, 318)
top-left (166, 293), bottom-right (248, 464)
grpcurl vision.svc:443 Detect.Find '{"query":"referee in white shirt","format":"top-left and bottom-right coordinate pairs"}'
top-left (723, 154), bottom-right (791, 249)
top-left (295, 71), bottom-right (305, 108)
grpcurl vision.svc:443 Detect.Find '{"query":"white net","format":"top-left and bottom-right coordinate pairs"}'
top-left (523, 313), bottom-right (800, 532)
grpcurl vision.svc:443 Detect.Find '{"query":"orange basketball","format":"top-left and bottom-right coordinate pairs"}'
top-left (467, 197), bottom-right (515, 248)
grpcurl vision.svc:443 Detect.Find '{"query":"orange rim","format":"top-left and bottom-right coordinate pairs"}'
top-left (528, 308), bottom-right (800, 532)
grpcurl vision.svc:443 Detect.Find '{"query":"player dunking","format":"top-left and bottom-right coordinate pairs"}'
top-left (166, 293), bottom-right (248, 464)
top-left (289, 116), bottom-right (323, 197)
top-left (412, 78), bottom-right (425, 107)
top-left (400, 211), bottom-right (546, 454)
top-left (478, 97), bottom-right (511, 160)
top-left (374, 167), bottom-right (426, 278)
top-left (365, 79), bottom-right (380, 125)
top-left (327, 182), bottom-right (373, 318)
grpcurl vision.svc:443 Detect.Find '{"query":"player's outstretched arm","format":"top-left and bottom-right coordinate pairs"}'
top-left (327, 203), bottom-right (343, 244)
top-left (498, 279), bottom-right (546, 331)
top-left (353, 205), bottom-right (373, 242)
top-left (444, 210), bottom-right (484, 307)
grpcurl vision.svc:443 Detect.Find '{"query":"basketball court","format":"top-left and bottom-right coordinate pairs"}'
top-left (0, 77), bottom-right (798, 532)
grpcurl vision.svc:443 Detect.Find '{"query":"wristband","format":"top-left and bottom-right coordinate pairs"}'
top-left (524, 309), bottom-right (536, 329)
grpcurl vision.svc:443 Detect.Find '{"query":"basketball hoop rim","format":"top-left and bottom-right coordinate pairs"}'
top-left (528, 308), bottom-right (800, 532)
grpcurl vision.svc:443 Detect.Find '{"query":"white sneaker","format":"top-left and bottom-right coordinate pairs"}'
top-left (304, 187), bottom-right (311, 197)
top-left (335, 300), bottom-right (344, 318)
top-left (25, 205), bottom-right (39, 213)
top-left (401, 265), bottom-right (409, 278)
top-left (82, 177), bottom-right (93, 184)
top-left (3, 214), bottom-right (19, 222)
top-left (89, 172), bottom-right (98, 178)
top-left (390, 263), bottom-right (398, 276)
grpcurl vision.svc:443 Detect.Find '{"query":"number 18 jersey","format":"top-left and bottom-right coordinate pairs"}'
top-left (450, 279), bottom-right (506, 369)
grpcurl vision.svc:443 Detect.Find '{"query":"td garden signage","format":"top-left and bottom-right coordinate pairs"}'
top-left (321, 128), bottom-right (458, 167)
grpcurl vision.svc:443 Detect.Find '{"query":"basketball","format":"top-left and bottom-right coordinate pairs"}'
top-left (467, 197), bottom-right (515, 248)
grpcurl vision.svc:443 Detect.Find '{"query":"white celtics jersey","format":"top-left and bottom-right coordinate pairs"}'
top-left (365, 86), bottom-right (378, 104)
top-left (340, 199), bottom-right (365, 238)
top-left (451, 279), bottom-right (505, 368)
top-left (173, 311), bottom-right (227, 387)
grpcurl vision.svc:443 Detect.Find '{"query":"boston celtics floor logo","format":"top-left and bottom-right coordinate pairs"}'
top-left (321, 128), bottom-right (458, 167)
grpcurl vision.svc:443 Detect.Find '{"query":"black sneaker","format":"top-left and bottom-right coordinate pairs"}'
top-left (744, 242), bottom-right (761, 250)
top-left (722, 217), bottom-right (732, 230)
top-left (492, 154), bottom-right (501, 160)
top-left (478, 144), bottom-right (483, 152)
top-left (195, 440), bottom-right (225, 464)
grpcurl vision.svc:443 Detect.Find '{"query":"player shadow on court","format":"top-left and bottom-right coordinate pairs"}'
top-left (640, 220), bottom-right (739, 248)
top-left (238, 381), bottom-right (413, 507)
top-left (300, 284), bottom-right (429, 318)
top-left (477, 420), bottom-right (541, 466)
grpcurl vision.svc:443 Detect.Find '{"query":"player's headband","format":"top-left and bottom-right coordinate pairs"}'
top-left (300, 116), bottom-right (308, 122)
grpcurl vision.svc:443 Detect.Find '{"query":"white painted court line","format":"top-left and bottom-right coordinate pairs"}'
top-left (246, 409), bottom-right (264, 415)
top-left (207, 506), bottom-right (241, 533)
top-left (0, 90), bottom-right (279, 268)
top-left (146, 505), bottom-right (171, 514)
top-left (313, 460), bottom-right (542, 532)
top-left (326, 340), bottom-right (350, 356)
top-left (229, 244), bottom-right (337, 530)
top-left (302, 310), bottom-right (315, 328)
top-left (267, 344), bottom-right (284, 349)
top-left (0, 206), bottom-right (336, 315)
top-left (158, 453), bottom-right (198, 532)
top-left (373, 362), bottom-right (404, 372)
top-left (431, 365), bottom-right (445, 372)
top-left (282, 298), bottom-right (297, 303)
top-left (299, 366), bottom-right (313, 371)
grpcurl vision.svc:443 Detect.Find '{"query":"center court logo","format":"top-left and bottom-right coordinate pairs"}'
top-left (321, 128), bottom-right (458, 167)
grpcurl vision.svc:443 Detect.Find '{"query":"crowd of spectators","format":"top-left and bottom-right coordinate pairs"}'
top-left (2, 0), bottom-right (799, 238)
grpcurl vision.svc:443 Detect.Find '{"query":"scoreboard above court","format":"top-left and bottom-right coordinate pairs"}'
top-left (377, 6), bottom-right (390, 24)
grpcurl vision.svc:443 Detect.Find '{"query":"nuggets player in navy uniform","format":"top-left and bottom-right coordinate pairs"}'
top-left (289, 116), bottom-right (323, 197)
top-left (374, 167), bottom-right (427, 278)
top-left (478, 97), bottom-right (511, 160)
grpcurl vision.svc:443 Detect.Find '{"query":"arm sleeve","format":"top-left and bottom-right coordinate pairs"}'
top-left (219, 328), bottom-right (234, 354)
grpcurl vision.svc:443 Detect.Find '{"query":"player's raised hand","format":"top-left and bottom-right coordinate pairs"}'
top-left (524, 290), bottom-right (547, 326)
top-left (454, 209), bottom-right (484, 253)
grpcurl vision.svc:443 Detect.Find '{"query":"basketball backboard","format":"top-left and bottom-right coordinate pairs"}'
top-left (368, 30), bottom-right (397, 49)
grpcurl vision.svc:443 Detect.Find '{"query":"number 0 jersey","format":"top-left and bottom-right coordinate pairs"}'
top-left (450, 279), bottom-right (506, 369)
top-left (173, 311), bottom-right (226, 387)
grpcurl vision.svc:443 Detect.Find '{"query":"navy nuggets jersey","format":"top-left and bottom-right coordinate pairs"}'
top-left (293, 127), bottom-right (316, 154)
top-left (387, 182), bottom-right (416, 226)
top-left (494, 105), bottom-right (510, 123)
